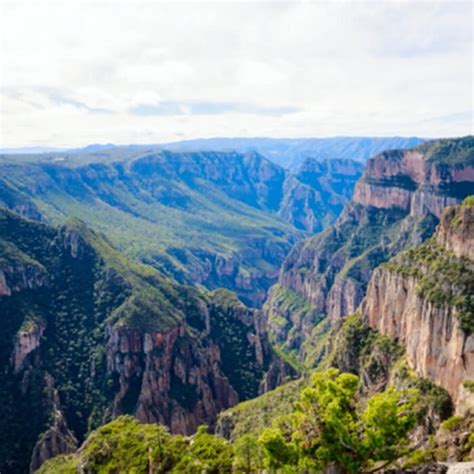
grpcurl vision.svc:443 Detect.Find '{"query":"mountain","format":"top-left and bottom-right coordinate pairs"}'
top-left (160, 136), bottom-right (426, 169)
top-left (0, 150), bottom-right (362, 306)
top-left (0, 137), bottom-right (425, 170)
top-left (0, 208), bottom-right (294, 473)
top-left (361, 199), bottom-right (474, 412)
top-left (265, 137), bottom-right (474, 365)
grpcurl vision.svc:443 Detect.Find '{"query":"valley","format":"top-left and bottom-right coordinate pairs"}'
top-left (0, 136), bottom-right (473, 473)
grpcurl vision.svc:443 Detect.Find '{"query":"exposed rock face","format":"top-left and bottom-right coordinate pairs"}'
top-left (437, 204), bottom-right (474, 261)
top-left (105, 296), bottom-right (291, 436)
top-left (0, 151), bottom-right (363, 307)
top-left (29, 375), bottom-right (78, 473)
top-left (353, 149), bottom-right (472, 217)
top-left (0, 208), bottom-right (294, 472)
top-left (265, 138), bottom-right (474, 365)
top-left (360, 203), bottom-right (474, 411)
top-left (106, 324), bottom-right (239, 435)
top-left (361, 269), bottom-right (473, 409)
top-left (0, 263), bottom-right (47, 296)
top-left (11, 322), bottom-right (45, 373)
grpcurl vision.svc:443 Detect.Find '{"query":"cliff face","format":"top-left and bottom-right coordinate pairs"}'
top-left (105, 290), bottom-right (291, 436)
top-left (361, 202), bottom-right (474, 411)
top-left (0, 208), bottom-right (293, 473)
top-left (265, 138), bottom-right (474, 365)
top-left (0, 151), bottom-right (362, 307)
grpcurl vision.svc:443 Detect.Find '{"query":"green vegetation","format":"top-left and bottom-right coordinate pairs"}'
top-left (208, 289), bottom-right (277, 400)
top-left (258, 369), bottom-right (419, 473)
top-left (441, 415), bottom-right (464, 432)
top-left (416, 136), bottom-right (474, 165)
top-left (216, 377), bottom-right (306, 440)
top-left (39, 369), bottom-right (425, 474)
top-left (0, 148), bottom-right (361, 306)
top-left (0, 208), bottom-right (289, 473)
top-left (265, 284), bottom-right (325, 369)
top-left (384, 237), bottom-right (474, 334)
top-left (463, 380), bottom-right (474, 394)
top-left (38, 416), bottom-right (234, 474)
top-left (463, 195), bottom-right (474, 206)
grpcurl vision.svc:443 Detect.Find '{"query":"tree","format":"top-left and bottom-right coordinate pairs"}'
top-left (259, 369), bottom-right (419, 473)
top-left (172, 425), bottom-right (234, 473)
top-left (234, 434), bottom-right (264, 473)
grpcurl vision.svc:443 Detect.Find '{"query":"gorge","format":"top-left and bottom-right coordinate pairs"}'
top-left (0, 136), bottom-right (473, 473)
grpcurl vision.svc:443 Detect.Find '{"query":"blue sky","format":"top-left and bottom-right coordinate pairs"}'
top-left (0, 1), bottom-right (472, 147)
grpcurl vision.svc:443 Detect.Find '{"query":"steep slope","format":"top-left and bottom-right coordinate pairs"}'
top-left (361, 200), bottom-right (474, 411)
top-left (265, 137), bottom-right (474, 365)
top-left (216, 314), bottom-right (453, 446)
top-left (0, 208), bottom-right (293, 473)
top-left (0, 150), bottom-right (361, 306)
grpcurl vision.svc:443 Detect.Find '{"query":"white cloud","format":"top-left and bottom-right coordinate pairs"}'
top-left (0, 0), bottom-right (472, 147)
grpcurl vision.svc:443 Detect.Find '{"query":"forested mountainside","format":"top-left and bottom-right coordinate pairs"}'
top-left (2, 137), bottom-right (473, 474)
top-left (0, 208), bottom-right (294, 473)
top-left (213, 199), bottom-right (474, 470)
top-left (160, 136), bottom-right (425, 170)
top-left (0, 150), bottom-right (361, 307)
top-left (265, 137), bottom-right (474, 366)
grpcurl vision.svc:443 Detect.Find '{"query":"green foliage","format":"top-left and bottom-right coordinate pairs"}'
top-left (208, 290), bottom-right (276, 400)
top-left (463, 380), bottom-right (474, 393)
top-left (36, 454), bottom-right (80, 473)
top-left (0, 150), bottom-right (316, 306)
top-left (416, 136), bottom-right (474, 165)
top-left (41, 417), bottom-right (235, 474)
top-left (173, 425), bottom-right (234, 473)
top-left (259, 369), bottom-right (419, 473)
top-left (441, 415), bottom-right (464, 432)
top-left (463, 195), bottom-right (474, 207)
top-left (384, 238), bottom-right (474, 334)
top-left (233, 434), bottom-right (263, 473)
top-left (403, 448), bottom-right (432, 469)
top-left (216, 377), bottom-right (306, 441)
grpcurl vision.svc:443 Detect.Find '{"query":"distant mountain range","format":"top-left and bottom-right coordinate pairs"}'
top-left (0, 136), bottom-right (426, 169)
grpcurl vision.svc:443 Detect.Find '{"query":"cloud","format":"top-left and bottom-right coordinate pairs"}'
top-left (47, 91), bottom-right (113, 114)
top-left (0, 1), bottom-right (472, 147)
top-left (129, 101), bottom-right (301, 116)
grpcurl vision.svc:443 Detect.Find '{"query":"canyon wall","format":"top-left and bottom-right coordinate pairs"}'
top-left (0, 208), bottom-right (293, 473)
top-left (265, 137), bottom-right (474, 365)
top-left (361, 203), bottom-right (474, 411)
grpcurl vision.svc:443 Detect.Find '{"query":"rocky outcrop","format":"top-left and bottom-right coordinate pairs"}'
top-left (29, 375), bottom-right (78, 473)
top-left (361, 269), bottom-right (473, 409)
top-left (0, 151), bottom-right (365, 308)
top-left (106, 290), bottom-right (295, 435)
top-left (0, 208), bottom-right (294, 472)
top-left (11, 321), bottom-right (45, 373)
top-left (106, 324), bottom-right (238, 435)
top-left (265, 138), bottom-right (474, 365)
top-left (353, 149), bottom-right (473, 217)
top-left (0, 262), bottom-right (47, 296)
top-left (360, 203), bottom-right (474, 411)
top-left (437, 204), bottom-right (474, 261)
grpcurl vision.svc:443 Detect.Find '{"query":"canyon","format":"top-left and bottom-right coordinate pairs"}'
top-left (265, 137), bottom-right (474, 365)
top-left (0, 136), bottom-right (473, 472)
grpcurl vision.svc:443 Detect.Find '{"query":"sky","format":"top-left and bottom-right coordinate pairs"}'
top-left (0, 0), bottom-right (472, 148)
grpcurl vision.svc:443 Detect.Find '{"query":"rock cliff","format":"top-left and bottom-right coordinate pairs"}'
top-left (265, 137), bottom-right (474, 365)
top-left (360, 201), bottom-right (474, 411)
top-left (0, 208), bottom-right (294, 473)
top-left (0, 151), bottom-right (362, 307)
